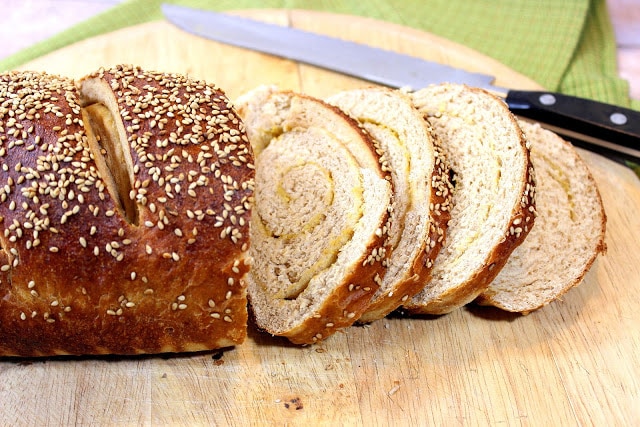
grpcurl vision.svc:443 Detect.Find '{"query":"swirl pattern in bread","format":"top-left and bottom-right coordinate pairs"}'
top-left (236, 86), bottom-right (393, 344)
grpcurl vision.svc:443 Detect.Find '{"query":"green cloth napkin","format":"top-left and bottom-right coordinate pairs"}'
top-left (0, 0), bottom-right (637, 112)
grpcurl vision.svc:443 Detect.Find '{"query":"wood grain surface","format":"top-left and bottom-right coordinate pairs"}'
top-left (1, 10), bottom-right (639, 426)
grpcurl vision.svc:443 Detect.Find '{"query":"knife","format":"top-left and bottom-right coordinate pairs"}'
top-left (161, 4), bottom-right (640, 167)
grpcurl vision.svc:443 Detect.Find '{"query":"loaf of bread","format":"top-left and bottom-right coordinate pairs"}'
top-left (2, 62), bottom-right (606, 355)
top-left (475, 121), bottom-right (607, 313)
top-left (327, 88), bottom-right (452, 323)
top-left (404, 83), bottom-right (536, 315)
top-left (235, 86), bottom-right (393, 344)
top-left (0, 65), bottom-right (254, 356)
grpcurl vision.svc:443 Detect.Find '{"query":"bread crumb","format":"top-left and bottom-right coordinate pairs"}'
top-left (388, 383), bottom-right (401, 396)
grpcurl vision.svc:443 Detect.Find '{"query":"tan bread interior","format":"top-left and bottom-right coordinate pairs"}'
top-left (81, 103), bottom-right (138, 225)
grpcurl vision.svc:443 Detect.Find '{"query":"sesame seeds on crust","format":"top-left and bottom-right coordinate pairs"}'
top-left (0, 65), bottom-right (254, 356)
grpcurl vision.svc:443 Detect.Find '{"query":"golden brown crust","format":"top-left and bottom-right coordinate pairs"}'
top-left (0, 65), bottom-right (254, 357)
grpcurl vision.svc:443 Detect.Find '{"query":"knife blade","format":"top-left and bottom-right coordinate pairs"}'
top-left (161, 4), bottom-right (640, 165)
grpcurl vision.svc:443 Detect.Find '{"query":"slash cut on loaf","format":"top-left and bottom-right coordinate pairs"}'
top-left (0, 65), bottom-right (254, 357)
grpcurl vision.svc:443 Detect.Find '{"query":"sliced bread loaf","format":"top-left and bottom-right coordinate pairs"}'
top-left (404, 83), bottom-right (536, 315)
top-left (475, 121), bottom-right (607, 313)
top-left (327, 88), bottom-right (453, 323)
top-left (235, 86), bottom-right (393, 344)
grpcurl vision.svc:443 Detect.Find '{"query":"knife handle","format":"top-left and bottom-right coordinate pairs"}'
top-left (505, 90), bottom-right (640, 162)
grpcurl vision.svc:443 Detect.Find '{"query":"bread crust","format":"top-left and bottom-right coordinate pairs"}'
top-left (0, 66), bottom-right (254, 356)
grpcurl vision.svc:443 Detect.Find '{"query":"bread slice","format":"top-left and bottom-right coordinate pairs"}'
top-left (326, 88), bottom-right (452, 323)
top-left (404, 83), bottom-right (536, 315)
top-left (475, 121), bottom-right (607, 313)
top-left (235, 86), bottom-right (393, 344)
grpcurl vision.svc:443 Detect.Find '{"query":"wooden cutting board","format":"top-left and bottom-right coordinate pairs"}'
top-left (2, 9), bottom-right (639, 426)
